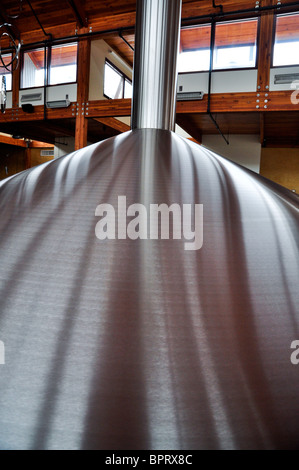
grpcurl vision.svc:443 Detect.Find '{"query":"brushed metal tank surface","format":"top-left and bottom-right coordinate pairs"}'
top-left (0, 129), bottom-right (298, 450)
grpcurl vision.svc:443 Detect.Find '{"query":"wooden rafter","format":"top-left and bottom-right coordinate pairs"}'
top-left (0, 134), bottom-right (26, 147)
top-left (67, 0), bottom-right (88, 28)
top-left (0, 2), bottom-right (20, 39)
top-left (176, 115), bottom-right (202, 143)
top-left (94, 117), bottom-right (130, 133)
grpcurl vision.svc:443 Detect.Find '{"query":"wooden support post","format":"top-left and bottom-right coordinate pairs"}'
top-left (260, 113), bottom-right (266, 147)
top-left (12, 62), bottom-right (20, 109)
top-left (75, 113), bottom-right (89, 150)
top-left (25, 144), bottom-right (31, 169)
top-left (75, 38), bottom-right (91, 150)
top-left (257, 2), bottom-right (275, 92)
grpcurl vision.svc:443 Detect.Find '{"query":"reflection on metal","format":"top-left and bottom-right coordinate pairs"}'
top-left (0, 0), bottom-right (298, 452)
top-left (131, 0), bottom-right (181, 131)
top-left (0, 23), bottom-right (21, 73)
top-left (0, 129), bottom-right (298, 449)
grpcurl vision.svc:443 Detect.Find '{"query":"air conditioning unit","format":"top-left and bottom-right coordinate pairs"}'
top-left (21, 93), bottom-right (42, 103)
top-left (177, 91), bottom-right (204, 101)
top-left (46, 99), bottom-right (71, 109)
top-left (274, 73), bottom-right (299, 84)
top-left (40, 150), bottom-right (54, 157)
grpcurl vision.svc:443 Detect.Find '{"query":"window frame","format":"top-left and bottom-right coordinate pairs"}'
top-left (20, 41), bottom-right (79, 90)
top-left (104, 58), bottom-right (132, 100)
top-left (271, 12), bottom-right (299, 69)
top-left (178, 23), bottom-right (212, 74)
top-left (0, 53), bottom-right (13, 91)
top-left (213, 17), bottom-right (260, 72)
top-left (48, 42), bottom-right (79, 86)
top-left (178, 16), bottom-right (260, 75)
top-left (20, 46), bottom-right (47, 90)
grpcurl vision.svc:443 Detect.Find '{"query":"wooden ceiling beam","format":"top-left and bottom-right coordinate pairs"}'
top-left (29, 140), bottom-right (55, 148)
top-left (67, 0), bottom-right (88, 28)
top-left (94, 117), bottom-right (130, 133)
top-left (0, 134), bottom-right (26, 147)
top-left (0, 90), bottom-right (297, 127)
top-left (176, 115), bottom-right (202, 143)
top-left (0, 3), bottom-right (20, 40)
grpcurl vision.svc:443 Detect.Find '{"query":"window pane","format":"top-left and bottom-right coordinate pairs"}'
top-left (0, 54), bottom-right (12, 91)
top-left (104, 62), bottom-right (124, 99)
top-left (49, 43), bottom-right (78, 85)
top-left (213, 19), bottom-right (258, 69)
top-left (21, 49), bottom-right (45, 88)
top-left (124, 79), bottom-right (132, 98)
top-left (273, 13), bottom-right (299, 66)
top-left (178, 49), bottom-right (210, 72)
top-left (178, 25), bottom-right (211, 72)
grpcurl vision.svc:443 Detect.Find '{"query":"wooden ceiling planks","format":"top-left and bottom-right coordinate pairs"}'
top-left (103, 33), bottom-right (134, 67)
top-left (1, 0), bottom-right (295, 44)
top-left (177, 110), bottom-right (299, 146)
top-left (180, 18), bottom-right (258, 52)
top-left (0, 0), bottom-right (298, 148)
top-left (276, 13), bottom-right (299, 41)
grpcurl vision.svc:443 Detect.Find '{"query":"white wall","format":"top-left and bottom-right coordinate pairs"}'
top-left (89, 39), bottom-right (133, 101)
top-left (19, 84), bottom-right (77, 107)
top-left (6, 91), bottom-right (12, 108)
top-left (47, 84), bottom-right (77, 102)
top-left (54, 136), bottom-right (75, 158)
top-left (202, 134), bottom-right (261, 173)
top-left (270, 66), bottom-right (299, 91)
top-left (177, 69), bottom-right (258, 95)
top-left (116, 116), bottom-right (131, 126)
top-left (175, 124), bottom-right (192, 138)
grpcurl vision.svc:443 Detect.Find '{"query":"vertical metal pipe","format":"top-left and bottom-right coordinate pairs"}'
top-left (131, 0), bottom-right (182, 131)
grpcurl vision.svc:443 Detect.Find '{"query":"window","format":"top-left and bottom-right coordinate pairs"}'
top-left (21, 43), bottom-right (78, 88)
top-left (21, 48), bottom-right (46, 88)
top-left (0, 54), bottom-right (12, 91)
top-left (104, 60), bottom-right (132, 99)
top-left (178, 25), bottom-right (211, 72)
top-left (273, 13), bottom-right (299, 67)
top-left (178, 19), bottom-right (258, 73)
top-left (213, 19), bottom-right (258, 70)
top-left (49, 43), bottom-right (77, 85)
top-left (124, 78), bottom-right (132, 98)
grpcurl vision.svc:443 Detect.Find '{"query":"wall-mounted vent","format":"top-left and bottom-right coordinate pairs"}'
top-left (21, 93), bottom-right (42, 103)
top-left (274, 73), bottom-right (299, 84)
top-left (177, 91), bottom-right (204, 101)
top-left (46, 100), bottom-right (71, 109)
top-left (40, 150), bottom-right (54, 157)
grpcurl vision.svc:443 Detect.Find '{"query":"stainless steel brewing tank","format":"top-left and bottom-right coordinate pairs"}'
top-left (0, 128), bottom-right (298, 449)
